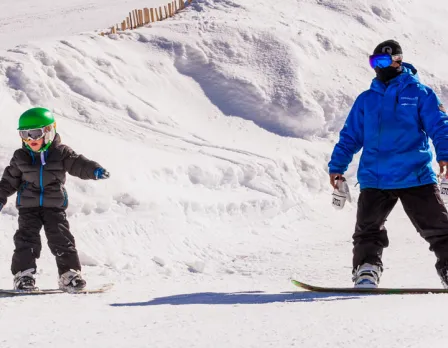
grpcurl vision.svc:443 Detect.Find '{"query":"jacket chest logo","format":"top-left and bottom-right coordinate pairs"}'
top-left (400, 96), bottom-right (418, 107)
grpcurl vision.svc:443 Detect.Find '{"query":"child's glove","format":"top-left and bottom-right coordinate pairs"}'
top-left (94, 168), bottom-right (110, 180)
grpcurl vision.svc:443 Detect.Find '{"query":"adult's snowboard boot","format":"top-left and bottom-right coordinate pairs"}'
top-left (352, 263), bottom-right (382, 288)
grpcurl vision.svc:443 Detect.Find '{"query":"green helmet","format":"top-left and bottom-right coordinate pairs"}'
top-left (18, 107), bottom-right (57, 153)
top-left (18, 107), bottom-right (55, 130)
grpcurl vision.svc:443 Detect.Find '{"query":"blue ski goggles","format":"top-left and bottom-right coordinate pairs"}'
top-left (369, 53), bottom-right (403, 69)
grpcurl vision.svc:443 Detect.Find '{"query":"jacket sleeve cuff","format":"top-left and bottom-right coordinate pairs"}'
top-left (328, 165), bottom-right (346, 174)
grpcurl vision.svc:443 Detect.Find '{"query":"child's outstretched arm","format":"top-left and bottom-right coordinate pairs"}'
top-left (62, 146), bottom-right (109, 180)
top-left (0, 154), bottom-right (23, 210)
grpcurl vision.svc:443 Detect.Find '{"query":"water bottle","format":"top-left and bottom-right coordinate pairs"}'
top-left (332, 177), bottom-right (351, 210)
top-left (440, 177), bottom-right (448, 204)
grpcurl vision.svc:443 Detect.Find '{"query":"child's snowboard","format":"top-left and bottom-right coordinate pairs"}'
top-left (291, 279), bottom-right (448, 294)
top-left (0, 283), bottom-right (114, 296)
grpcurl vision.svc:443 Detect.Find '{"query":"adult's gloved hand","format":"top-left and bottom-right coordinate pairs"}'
top-left (0, 203), bottom-right (3, 212)
top-left (329, 173), bottom-right (344, 189)
top-left (439, 161), bottom-right (448, 179)
top-left (94, 168), bottom-right (110, 180)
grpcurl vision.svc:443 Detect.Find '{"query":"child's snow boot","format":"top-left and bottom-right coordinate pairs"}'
top-left (58, 269), bottom-right (86, 291)
top-left (437, 267), bottom-right (448, 289)
top-left (13, 268), bottom-right (37, 291)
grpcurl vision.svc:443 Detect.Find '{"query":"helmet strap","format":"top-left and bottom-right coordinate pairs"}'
top-left (40, 141), bottom-right (52, 152)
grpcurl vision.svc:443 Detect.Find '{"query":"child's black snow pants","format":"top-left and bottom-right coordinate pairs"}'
top-left (353, 184), bottom-right (448, 274)
top-left (11, 207), bottom-right (81, 276)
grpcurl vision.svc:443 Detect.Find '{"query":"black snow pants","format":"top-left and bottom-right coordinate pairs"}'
top-left (11, 207), bottom-right (81, 276)
top-left (353, 184), bottom-right (448, 273)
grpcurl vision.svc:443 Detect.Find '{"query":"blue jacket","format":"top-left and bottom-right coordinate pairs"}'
top-left (328, 66), bottom-right (448, 189)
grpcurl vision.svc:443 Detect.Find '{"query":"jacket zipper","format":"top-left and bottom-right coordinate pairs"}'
top-left (378, 97), bottom-right (384, 188)
top-left (39, 151), bottom-right (48, 206)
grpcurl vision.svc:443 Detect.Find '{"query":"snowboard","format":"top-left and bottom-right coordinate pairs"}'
top-left (0, 283), bottom-right (114, 296)
top-left (291, 279), bottom-right (448, 294)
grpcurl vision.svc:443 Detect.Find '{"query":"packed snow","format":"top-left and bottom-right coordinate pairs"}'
top-left (1, 0), bottom-right (448, 347)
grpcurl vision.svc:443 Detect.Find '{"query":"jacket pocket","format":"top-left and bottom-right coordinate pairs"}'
top-left (396, 101), bottom-right (419, 125)
top-left (16, 181), bottom-right (28, 206)
top-left (62, 187), bottom-right (68, 207)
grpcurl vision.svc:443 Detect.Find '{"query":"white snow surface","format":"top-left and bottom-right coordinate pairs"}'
top-left (0, 0), bottom-right (170, 50)
top-left (1, 0), bottom-right (448, 347)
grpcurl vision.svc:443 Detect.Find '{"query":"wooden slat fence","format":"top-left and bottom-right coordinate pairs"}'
top-left (103, 0), bottom-right (193, 35)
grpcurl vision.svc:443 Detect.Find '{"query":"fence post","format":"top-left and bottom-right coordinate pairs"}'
top-left (138, 9), bottom-right (143, 26)
top-left (132, 10), bottom-right (138, 29)
top-left (129, 12), bottom-right (133, 29)
top-left (159, 7), bottom-right (163, 20)
top-left (165, 5), bottom-right (169, 18)
top-left (168, 4), bottom-right (172, 17)
top-left (111, 26), bottom-right (117, 34)
top-left (150, 8), bottom-right (155, 22)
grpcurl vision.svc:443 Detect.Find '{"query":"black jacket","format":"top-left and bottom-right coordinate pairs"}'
top-left (0, 134), bottom-right (101, 209)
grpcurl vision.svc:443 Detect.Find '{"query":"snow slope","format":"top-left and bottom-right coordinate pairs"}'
top-left (0, 0), bottom-right (170, 50)
top-left (1, 0), bottom-right (448, 347)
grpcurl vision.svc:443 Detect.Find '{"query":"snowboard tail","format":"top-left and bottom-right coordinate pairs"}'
top-left (291, 279), bottom-right (448, 294)
top-left (0, 283), bottom-right (113, 296)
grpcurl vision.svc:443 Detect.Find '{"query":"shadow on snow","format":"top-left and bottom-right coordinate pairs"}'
top-left (110, 291), bottom-right (366, 307)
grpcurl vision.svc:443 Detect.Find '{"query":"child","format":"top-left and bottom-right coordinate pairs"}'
top-left (0, 107), bottom-right (110, 291)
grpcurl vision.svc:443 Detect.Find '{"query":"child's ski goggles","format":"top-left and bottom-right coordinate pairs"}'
top-left (369, 53), bottom-right (403, 69)
top-left (19, 125), bottom-right (52, 140)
